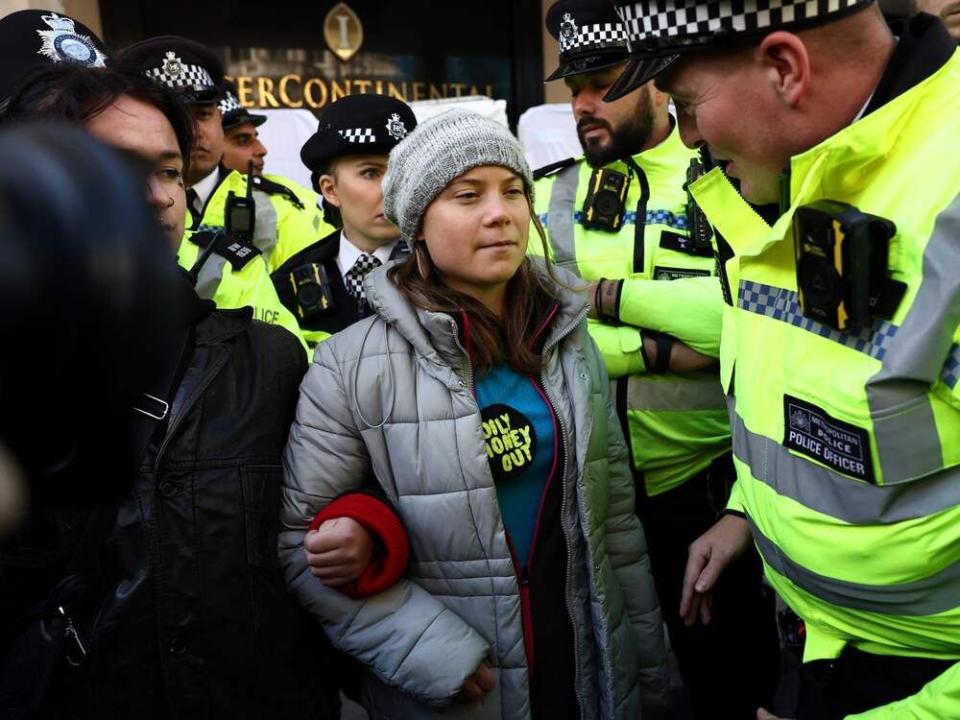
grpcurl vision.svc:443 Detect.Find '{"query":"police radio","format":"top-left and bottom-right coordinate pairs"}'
top-left (287, 263), bottom-right (336, 320)
top-left (225, 161), bottom-right (256, 243)
top-left (794, 200), bottom-right (905, 332)
top-left (582, 167), bottom-right (629, 231)
top-left (685, 160), bottom-right (714, 254)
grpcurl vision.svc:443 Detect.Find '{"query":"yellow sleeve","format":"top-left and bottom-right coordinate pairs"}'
top-left (618, 275), bottom-right (725, 357)
top-left (587, 320), bottom-right (645, 378)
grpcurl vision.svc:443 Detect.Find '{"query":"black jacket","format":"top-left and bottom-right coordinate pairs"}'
top-left (271, 228), bottom-right (409, 339)
top-left (0, 288), bottom-right (338, 719)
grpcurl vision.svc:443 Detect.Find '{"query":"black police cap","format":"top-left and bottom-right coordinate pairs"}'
top-left (605, 0), bottom-right (875, 101)
top-left (300, 94), bottom-right (417, 172)
top-left (116, 35), bottom-right (224, 105)
top-left (0, 10), bottom-right (107, 106)
top-left (545, 0), bottom-right (629, 82)
top-left (220, 81), bottom-right (266, 130)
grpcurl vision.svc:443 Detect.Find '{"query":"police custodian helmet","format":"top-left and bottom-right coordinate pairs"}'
top-left (0, 10), bottom-right (107, 108)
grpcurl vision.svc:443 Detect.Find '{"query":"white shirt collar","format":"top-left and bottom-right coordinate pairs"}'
top-left (335, 230), bottom-right (399, 280)
top-left (190, 167), bottom-right (222, 211)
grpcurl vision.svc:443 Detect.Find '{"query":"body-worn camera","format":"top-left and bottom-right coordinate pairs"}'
top-left (287, 263), bottom-right (335, 321)
top-left (794, 200), bottom-right (904, 332)
top-left (582, 167), bottom-right (629, 231)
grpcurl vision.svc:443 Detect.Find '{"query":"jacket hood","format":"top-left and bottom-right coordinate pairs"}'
top-left (363, 258), bottom-right (588, 368)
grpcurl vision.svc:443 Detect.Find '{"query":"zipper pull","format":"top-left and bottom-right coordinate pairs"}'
top-left (58, 605), bottom-right (87, 667)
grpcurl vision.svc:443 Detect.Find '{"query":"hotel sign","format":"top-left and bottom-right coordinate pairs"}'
top-left (324, 3), bottom-right (363, 62)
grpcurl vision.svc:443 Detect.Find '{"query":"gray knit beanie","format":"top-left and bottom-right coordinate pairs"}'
top-left (382, 109), bottom-right (534, 242)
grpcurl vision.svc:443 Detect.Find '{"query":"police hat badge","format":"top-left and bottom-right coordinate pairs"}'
top-left (162, 51), bottom-right (185, 80)
top-left (559, 12), bottom-right (579, 51)
top-left (36, 12), bottom-right (106, 67)
top-left (386, 113), bottom-right (408, 141)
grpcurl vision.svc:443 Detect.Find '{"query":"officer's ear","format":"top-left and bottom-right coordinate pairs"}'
top-left (318, 163), bottom-right (341, 209)
top-left (757, 31), bottom-right (810, 109)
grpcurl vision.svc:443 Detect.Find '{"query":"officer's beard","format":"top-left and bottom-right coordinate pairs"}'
top-left (578, 89), bottom-right (654, 169)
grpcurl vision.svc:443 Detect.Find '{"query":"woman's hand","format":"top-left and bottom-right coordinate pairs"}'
top-left (455, 663), bottom-right (496, 703)
top-left (303, 516), bottom-right (375, 587)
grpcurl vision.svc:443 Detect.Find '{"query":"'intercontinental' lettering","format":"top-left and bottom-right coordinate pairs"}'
top-left (229, 75), bottom-right (496, 110)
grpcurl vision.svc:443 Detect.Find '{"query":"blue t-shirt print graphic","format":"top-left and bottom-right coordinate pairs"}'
top-left (476, 364), bottom-right (557, 568)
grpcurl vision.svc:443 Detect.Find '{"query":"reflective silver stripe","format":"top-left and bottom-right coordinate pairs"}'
top-left (737, 280), bottom-right (899, 361)
top-left (194, 252), bottom-right (229, 301)
top-left (626, 372), bottom-right (726, 411)
top-left (547, 164), bottom-right (582, 277)
top-left (866, 194), bottom-right (960, 482)
top-left (730, 400), bottom-right (960, 524)
top-left (748, 517), bottom-right (960, 616)
top-left (252, 189), bottom-right (279, 261)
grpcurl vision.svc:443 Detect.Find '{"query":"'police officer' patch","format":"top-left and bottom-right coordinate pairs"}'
top-left (783, 394), bottom-right (875, 484)
top-left (481, 404), bottom-right (537, 484)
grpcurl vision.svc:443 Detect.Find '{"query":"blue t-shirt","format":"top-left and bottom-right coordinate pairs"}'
top-left (475, 363), bottom-right (557, 569)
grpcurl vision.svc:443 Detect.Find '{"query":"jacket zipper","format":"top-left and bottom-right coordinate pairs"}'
top-left (504, 534), bottom-right (536, 674)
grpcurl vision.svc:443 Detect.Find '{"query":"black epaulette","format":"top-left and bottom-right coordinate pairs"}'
top-left (533, 157), bottom-right (578, 181)
top-left (185, 228), bottom-right (261, 271)
top-left (249, 175), bottom-right (306, 211)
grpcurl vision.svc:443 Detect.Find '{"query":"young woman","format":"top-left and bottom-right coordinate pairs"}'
top-left (279, 110), bottom-right (668, 719)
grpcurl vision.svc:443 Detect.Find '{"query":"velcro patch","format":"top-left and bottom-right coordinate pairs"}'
top-left (783, 395), bottom-right (875, 483)
top-left (653, 266), bottom-right (711, 281)
top-left (659, 230), bottom-right (713, 257)
top-left (219, 238), bottom-right (261, 270)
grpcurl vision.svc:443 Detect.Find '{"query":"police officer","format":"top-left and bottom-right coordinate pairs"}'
top-left (217, 79), bottom-right (327, 267)
top-left (115, 36), bottom-right (306, 345)
top-left (0, 9), bottom-right (107, 112)
top-left (534, 2), bottom-right (779, 716)
top-left (272, 93), bottom-right (417, 348)
top-left (606, 1), bottom-right (960, 718)
top-left (219, 80), bottom-right (269, 176)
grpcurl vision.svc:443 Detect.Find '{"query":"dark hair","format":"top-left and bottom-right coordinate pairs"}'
top-left (389, 198), bottom-right (559, 376)
top-left (3, 63), bottom-right (195, 176)
top-left (0, 123), bottom-right (184, 500)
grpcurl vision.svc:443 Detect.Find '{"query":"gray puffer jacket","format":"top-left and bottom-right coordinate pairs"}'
top-left (279, 263), bottom-right (668, 719)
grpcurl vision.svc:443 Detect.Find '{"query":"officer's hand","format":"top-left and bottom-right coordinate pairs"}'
top-left (680, 514), bottom-right (751, 626)
top-left (455, 663), bottom-right (496, 703)
top-left (304, 516), bottom-right (375, 586)
top-left (757, 708), bottom-right (793, 720)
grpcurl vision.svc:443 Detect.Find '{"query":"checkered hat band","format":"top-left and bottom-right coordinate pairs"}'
top-left (560, 22), bottom-right (628, 53)
top-left (339, 128), bottom-right (376, 144)
top-left (219, 93), bottom-right (241, 114)
top-left (618, 0), bottom-right (871, 47)
top-left (146, 62), bottom-right (215, 92)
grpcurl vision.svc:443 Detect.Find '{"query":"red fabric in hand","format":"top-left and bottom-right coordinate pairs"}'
top-left (308, 493), bottom-right (409, 598)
